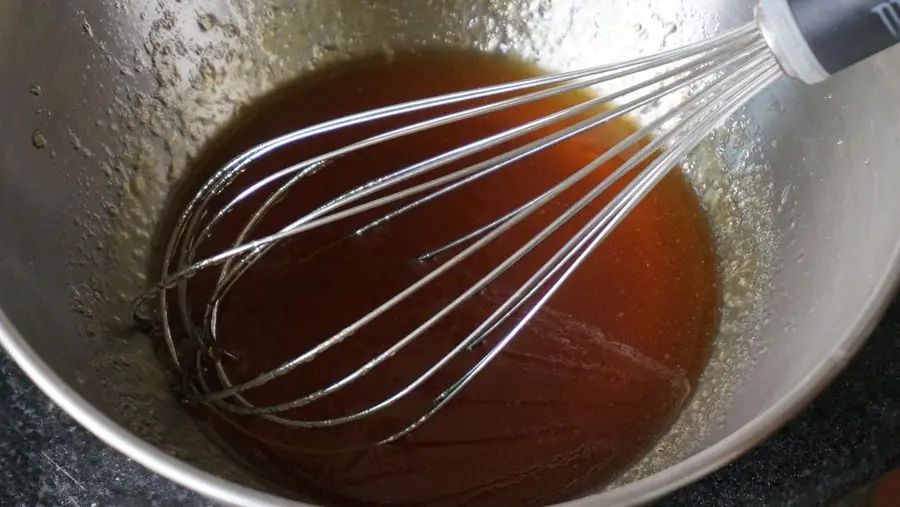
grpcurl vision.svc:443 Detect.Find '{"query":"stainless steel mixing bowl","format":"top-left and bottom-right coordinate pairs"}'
top-left (2, 0), bottom-right (899, 506)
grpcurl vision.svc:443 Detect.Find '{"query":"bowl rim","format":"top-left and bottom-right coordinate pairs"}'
top-left (2, 238), bottom-right (900, 506)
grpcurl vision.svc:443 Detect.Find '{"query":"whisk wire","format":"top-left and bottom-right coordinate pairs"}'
top-left (138, 21), bottom-right (784, 444)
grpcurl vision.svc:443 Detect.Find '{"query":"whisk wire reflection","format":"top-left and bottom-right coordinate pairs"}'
top-left (134, 22), bottom-right (783, 446)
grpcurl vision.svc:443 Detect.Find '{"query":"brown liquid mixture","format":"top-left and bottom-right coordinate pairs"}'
top-left (156, 49), bottom-right (718, 507)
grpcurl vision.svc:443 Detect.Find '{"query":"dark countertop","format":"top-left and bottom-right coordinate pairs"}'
top-left (4, 297), bottom-right (900, 506)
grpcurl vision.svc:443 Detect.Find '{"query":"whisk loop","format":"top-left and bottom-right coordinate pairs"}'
top-left (134, 21), bottom-right (782, 446)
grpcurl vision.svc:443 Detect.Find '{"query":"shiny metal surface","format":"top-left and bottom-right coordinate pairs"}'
top-left (141, 24), bottom-right (778, 447)
top-left (1, 1), bottom-right (899, 506)
top-left (757, 0), bottom-right (830, 83)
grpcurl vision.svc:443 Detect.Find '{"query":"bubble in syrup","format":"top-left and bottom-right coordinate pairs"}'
top-left (31, 130), bottom-right (48, 149)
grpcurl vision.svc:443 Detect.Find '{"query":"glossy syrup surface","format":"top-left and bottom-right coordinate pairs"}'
top-left (156, 49), bottom-right (719, 507)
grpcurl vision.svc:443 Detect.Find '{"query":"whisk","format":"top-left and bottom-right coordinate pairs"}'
top-left (134, 0), bottom-right (900, 445)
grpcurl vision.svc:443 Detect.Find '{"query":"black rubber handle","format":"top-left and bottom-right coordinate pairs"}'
top-left (788, 0), bottom-right (900, 74)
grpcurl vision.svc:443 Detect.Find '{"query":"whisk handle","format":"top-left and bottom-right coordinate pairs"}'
top-left (758, 0), bottom-right (900, 84)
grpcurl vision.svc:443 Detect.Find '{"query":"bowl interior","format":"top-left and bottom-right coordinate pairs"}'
top-left (2, 0), bottom-right (900, 505)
